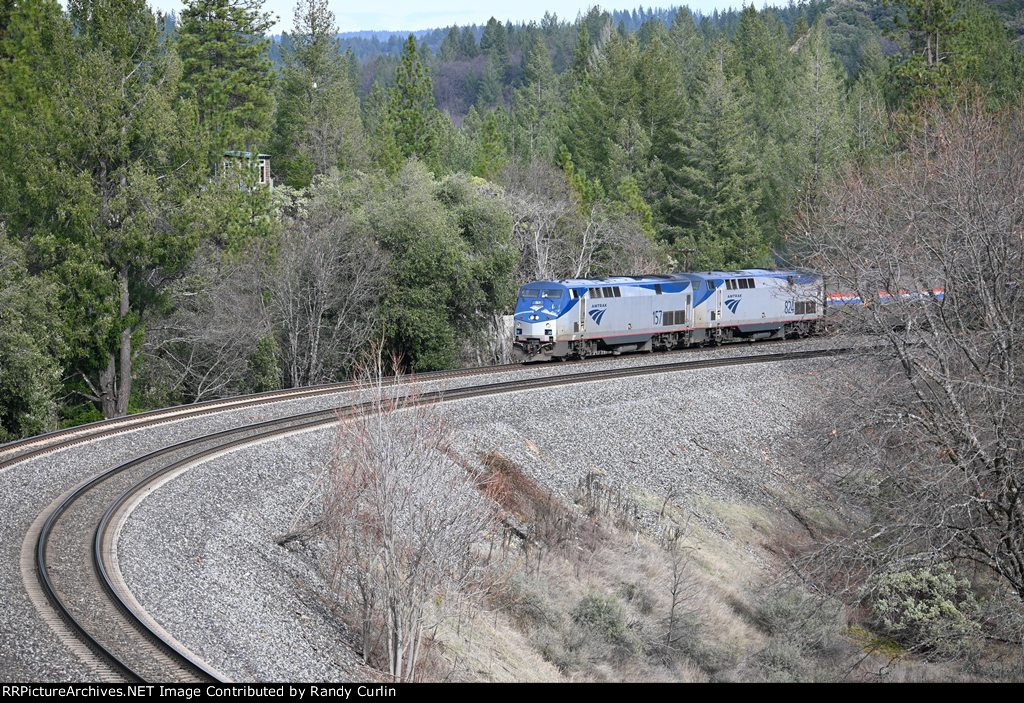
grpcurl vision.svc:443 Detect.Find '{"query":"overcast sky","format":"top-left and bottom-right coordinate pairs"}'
top-left (141, 1), bottom-right (754, 33)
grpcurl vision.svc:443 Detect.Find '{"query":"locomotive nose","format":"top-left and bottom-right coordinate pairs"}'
top-left (516, 320), bottom-right (554, 340)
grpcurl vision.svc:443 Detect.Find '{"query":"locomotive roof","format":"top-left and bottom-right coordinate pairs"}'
top-left (525, 269), bottom-right (819, 288)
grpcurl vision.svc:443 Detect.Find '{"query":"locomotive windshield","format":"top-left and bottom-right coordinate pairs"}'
top-left (520, 288), bottom-right (563, 299)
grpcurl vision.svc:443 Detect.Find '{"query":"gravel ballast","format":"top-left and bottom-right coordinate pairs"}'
top-left (116, 348), bottom-right (842, 681)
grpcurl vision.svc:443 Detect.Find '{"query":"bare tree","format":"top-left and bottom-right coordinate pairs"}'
top-left (321, 353), bottom-right (497, 680)
top-left (143, 248), bottom-right (274, 402)
top-left (502, 160), bottom-right (578, 281)
top-left (502, 160), bottom-right (663, 283)
top-left (662, 527), bottom-right (699, 650)
top-left (793, 106), bottom-right (1024, 610)
top-left (265, 191), bottom-right (385, 388)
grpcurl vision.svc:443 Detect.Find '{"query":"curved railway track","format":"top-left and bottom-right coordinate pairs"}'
top-left (18, 344), bottom-right (853, 682)
top-left (0, 364), bottom-right (524, 473)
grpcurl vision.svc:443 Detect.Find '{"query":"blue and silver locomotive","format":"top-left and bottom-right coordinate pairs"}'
top-left (512, 270), bottom-right (824, 362)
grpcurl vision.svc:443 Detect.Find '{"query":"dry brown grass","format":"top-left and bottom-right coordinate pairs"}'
top-left (376, 450), bottom-right (1018, 682)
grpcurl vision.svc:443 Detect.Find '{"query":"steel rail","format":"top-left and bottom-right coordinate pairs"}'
top-left (36, 344), bottom-right (854, 682)
top-left (0, 363), bottom-right (522, 471)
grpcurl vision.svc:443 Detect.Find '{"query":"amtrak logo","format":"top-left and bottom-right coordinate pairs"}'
top-left (588, 308), bottom-right (607, 325)
top-left (724, 298), bottom-right (740, 314)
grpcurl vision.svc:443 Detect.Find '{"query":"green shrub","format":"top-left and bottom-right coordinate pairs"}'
top-left (754, 640), bottom-right (808, 682)
top-left (870, 566), bottom-right (982, 660)
top-left (570, 593), bottom-right (640, 661)
top-left (495, 575), bottom-right (556, 630)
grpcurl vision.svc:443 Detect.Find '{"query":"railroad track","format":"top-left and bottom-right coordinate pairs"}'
top-left (20, 344), bottom-right (853, 682)
top-left (0, 363), bottom-right (524, 473)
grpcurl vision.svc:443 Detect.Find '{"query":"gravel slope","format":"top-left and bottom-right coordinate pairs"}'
top-left (116, 347), bottom-right (840, 681)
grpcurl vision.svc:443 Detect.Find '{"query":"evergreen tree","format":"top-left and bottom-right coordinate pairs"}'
top-left (661, 44), bottom-right (768, 270)
top-left (464, 106), bottom-right (508, 180)
top-left (668, 6), bottom-right (706, 102)
top-left (848, 48), bottom-right (891, 165)
top-left (479, 16), bottom-right (509, 72)
top-left (439, 25), bottom-right (460, 61)
top-left (0, 0), bottom-right (69, 111)
top-left (387, 35), bottom-right (441, 167)
top-left (27, 0), bottom-right (208, 418)
top-left (886, 0), bottom-right (1024, 115)
top-left (365, 81), bottom-right (402, 175)
top-left (177, 0), bottom-right (275, 159)
top-left (0, 0), bottom-right (72, 236)
top-left (636, 21), bottom-right (685, 167)
top-left (512, 33), bottom-right (562, 162)
top-left (790, 20), bottom-right (852, 207)
top-left (476, 55), bottom-right (504, 108)
top-left (272, 0), bottom-right (366, 188)
top-left (458, 25), bottom-right (478, 58)
top-left (944, 0), bottom-right (1024, 108)
top-left (730, 5), bottom-right (798, 232)
top-left (0, 232), bottom-right (64, 440)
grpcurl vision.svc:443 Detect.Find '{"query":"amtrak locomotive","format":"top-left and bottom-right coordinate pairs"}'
top-left (512, 269), bottom-right (825, 362)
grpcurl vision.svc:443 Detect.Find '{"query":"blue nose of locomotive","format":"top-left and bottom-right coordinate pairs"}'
top-left (513, 283), bottom-right (567, 338)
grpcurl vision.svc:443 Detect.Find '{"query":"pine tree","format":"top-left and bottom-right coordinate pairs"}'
top-left (944, 0), bottom-right (1024, 109)
top-left (0, 0), bottom-right (71, 234)
top-left (730, 5), bottom-right (797, 232)
top-left (0, 0), bottom-right (69, 111)
top-left (661, 44), bottom-right (768, 270)
top-left (791, 20), bottom-right (853, 200)
top-left (668, 6), bottom-right (706, 106)
top-left (466, 107), bottom-right (508, 180)
top-left (476, 55), bottom-right (504, 108)
top-left (887, 1), bottom-right (1023, 117)
top-left (512, 33), bottom-right (561, 162)
top-left (458, 26), bottom-right (478, 58)
top-left (439, 25), bottom-right (460, 61)
top-left (849, 48), bottom-right (891, 165)
top-left (0, 0), bottom-right (71, 436)
top-left (176, 0), bottom-right (275, 159)
top-left (636, 21), bottom-right (685, 166)
top-left (365, 81), bottom-right (402, 174)
top-left (272, 0), bottom-right (366, 188)
top-left (479, 16), bottom-right (509, 70)
top-left (43, 0), bottom-right (208, 417)
top-left (387, 35), bottom-right (440, 167)
top-left (0, 233), bottom-right (64, 439)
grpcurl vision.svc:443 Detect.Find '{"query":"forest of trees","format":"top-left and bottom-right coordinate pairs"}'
top-left (1, 0), bottom-right (1023, 438)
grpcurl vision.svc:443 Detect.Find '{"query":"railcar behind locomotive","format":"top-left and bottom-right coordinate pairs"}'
top-left (512, 270), bottom-right (825, 362)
